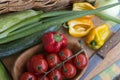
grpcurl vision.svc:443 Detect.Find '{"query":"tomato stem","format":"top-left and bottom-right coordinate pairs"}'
top-left (41, 49), bottom-right (84, 80)
top-left (76, 61), bottom-right (81, 66)
top-left (58, 51), bottom-right (64, 56)
top-left (37, 65), bottom-right (41, 71)
top-left (29, 77), bottom-right (32, 80)
top-left (76, 56), bottom-right (81, 66)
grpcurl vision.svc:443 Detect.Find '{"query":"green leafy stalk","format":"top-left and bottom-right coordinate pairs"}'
top-left (0, 13), bottom-right (43, 39)
top-left (95, 13), bottom-right (120, 24)
top-left (0, 2), bottom-right (119, 44)
top-left (0, 10), bottom-right (41, 33)
top-left (8, 22), bottom-right (42, 36)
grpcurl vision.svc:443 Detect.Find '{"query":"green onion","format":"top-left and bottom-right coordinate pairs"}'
top-left (0, 2), bottom-right (119, 44)
top-left (95, 13), bottom-right (120, 24)
top-left (0, 10), bottom-right (41, 33)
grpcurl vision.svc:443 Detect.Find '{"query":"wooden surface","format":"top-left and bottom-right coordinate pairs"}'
top-left (2, 42), bottom-right (120, 80)
top-left (86, 42), bottom-right (120, 80)
top-left (1, 17), bottom-right (120, 80)
top-left (12, 39), bottom-right (88, 80)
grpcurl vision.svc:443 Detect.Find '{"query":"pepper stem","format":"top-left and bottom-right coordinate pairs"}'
top-left (63, 23), bottom-right (69, 28)
top-left (54, 34), bottom-right (62, 42)
top-left (90, 40), bottom-right (97, 46)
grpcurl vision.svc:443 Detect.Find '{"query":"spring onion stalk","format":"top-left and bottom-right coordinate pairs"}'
top-left (95, 13), bottom-right (120, 24)
top-left (0, 12), bottom-right (43, 39)
top-left (0, 2), bottom-right (120, 44)
top-left (0, 10), bottom-right (42, 33)
top-left (0, 10), bottom-right (87, 39)
top-left (95, 0), bottom-right (120, 17)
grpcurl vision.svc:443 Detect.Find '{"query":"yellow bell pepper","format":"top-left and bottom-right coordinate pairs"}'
top-left (73, 2), bottom-right (96, 19)
top-left (86, 24), bottom-right (110, 50)
top-left (68, 18), bottom-right (94, 37)
top-left (67, 2), bottom-right (96, 37)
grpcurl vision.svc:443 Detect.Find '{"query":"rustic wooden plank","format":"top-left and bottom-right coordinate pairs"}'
top-left (1, 17), bottom-right (117, 80)
top-left (86, 42), bottom-right (120, 80)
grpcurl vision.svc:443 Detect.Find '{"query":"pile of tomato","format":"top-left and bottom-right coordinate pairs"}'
top-left (20, 32), bottom-right (88, 80)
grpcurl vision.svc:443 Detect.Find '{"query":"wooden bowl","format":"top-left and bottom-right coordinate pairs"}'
top-left (12, 39), bottom-right (88, 80)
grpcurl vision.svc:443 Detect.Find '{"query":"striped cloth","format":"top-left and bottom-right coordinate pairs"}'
top-left (92, 9), bottom-right (120, 80)
top-left (92, 60), bottom-right (120, 80)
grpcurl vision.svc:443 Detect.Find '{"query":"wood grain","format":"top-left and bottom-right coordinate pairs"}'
top-left (12, 36), bottom-right (88, 80)
top-left (86, 42), bottom-right (120, 80)
top-left (97, 29), bottom-right (120, 58)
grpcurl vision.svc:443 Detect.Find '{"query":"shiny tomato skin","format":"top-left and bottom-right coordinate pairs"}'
top-left (38, 75), bottom-right (49, 80)
top-left (73, 54), bottom-right (88, 69)
top-left (20, 72), bottom-right (37, 80)
top-left (58, 48), bottom-right (72, 61)
top-left (62, 63), bottom-right (77, 79)
top-left (32, 58), bottom-right (48, 75)
top-left (31, 54), bottom-right (44, 61)
top-left (48, 69), bottom-right (63, 80)
top-left (26, 54), bottom-right (44, 73)
top-left (46, 53), bottom-right (61, 68)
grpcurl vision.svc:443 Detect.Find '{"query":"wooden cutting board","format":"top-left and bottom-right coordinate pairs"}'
top-left (86, 42), bottom-right (120, 80)
top-left (2, 17), bottom-right (118, 80)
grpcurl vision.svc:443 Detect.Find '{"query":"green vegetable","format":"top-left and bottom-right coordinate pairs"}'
top-left (95, 0), bottom-right (120, 17)
top-left (95, 13), bottom-right (120, 24)
top-left (0, 11), bottom-right (43, 39)
top-left (0, 10), bottom-right (41, 33)
top-left (0, 24), bottom-right (61, 58)
top-left (0, 60), bottom-right (12, 80)
top-left (8, 22), bottom-right (42, 36)
top-left (39, 11), bottom-right (85, 18)
top-left (0, 2), bottom-right (119, 44)
top-left (0, 10), bottom-right (81, 39)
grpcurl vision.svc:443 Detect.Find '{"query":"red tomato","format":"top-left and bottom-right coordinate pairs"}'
top-left (58, 48), bottom-right (72, 61)
top-left (26, 54), bottom-right (44, 73)
top-left (48, 69), bottom-right (63, 80)
top-left (62, 63), bottom-right (77, 79)
top-left (38, 75), bottom-right (49, 80)
top-left (31, 54), bottom-right (44, 60)
top-left (32, 58), bottom-right (48, 75)
top-left (73, 54), bottom-right (88, 69)
top-left (20, 72), bottom-right (37, 80)
top-left (46, 53), bottom-right (61, 68)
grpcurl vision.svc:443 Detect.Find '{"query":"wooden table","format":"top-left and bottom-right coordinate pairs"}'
top-left (86, 42), bottom-right (120, 80)
top-left (1, 17), bottom-right (120, 80)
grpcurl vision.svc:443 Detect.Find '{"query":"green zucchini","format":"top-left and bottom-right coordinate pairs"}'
top-left (0, 60), bottom-right (12, 80)
top-left (0, 10), bottom-right (42, 33)
top-left (0, 24), bottom-right (61, 58)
